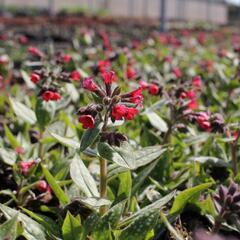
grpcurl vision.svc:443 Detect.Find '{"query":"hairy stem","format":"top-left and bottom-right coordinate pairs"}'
top-left (99, 157), bottom-right (108, 215)
top-left (38, 130), bottom-right (44, 160)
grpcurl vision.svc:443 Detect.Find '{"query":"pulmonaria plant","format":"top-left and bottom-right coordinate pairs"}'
top-left (78, 70), bottom-right (142, 214)
top-left (212, 181), bottom-right (240, 233)
top-left (79, 70), bottom-right (142, 135)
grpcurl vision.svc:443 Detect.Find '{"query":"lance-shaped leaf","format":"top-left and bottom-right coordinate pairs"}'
top-left (41, 164), bottom-right (69, 205)
top-left (0, 148), bottom-right (17, 165)
top-left (70, 154), bottom-right (99, 197)
top-left (98, 142), bottom-right (166, 170)
top-left (170, 182), bottom-right (213, 215)
top-left (0, 214), bottom-right (18, 240)
top-left (119, 208), bottom-right (159, 240)
top-left (80, 122), bottom-right (102, 152)
top-left (9, 97), bottom-right (37, 125)
top-left (0, 204), bottom-right (47, 240)
top-left (62, 212), bottom-right (82, 240)
top-left (145, 111), bottom-right (168, 132)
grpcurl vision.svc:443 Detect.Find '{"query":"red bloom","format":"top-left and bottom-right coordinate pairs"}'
top-left (125, 108), bottom-right (138, 120)
top-left (0, 55), bottom-right (9, 65)
top-left (15, 146), bottom-right (25, 155)
top-left (148, 84), bottom-right (159, 95)
top-left (197, 112), bottom-right (211, 131)
top-left (30, 73), bottom-right (40, 84)
top-left (19, 161), bottom-right (36, 175)
top-left (102, 71), bottom-right (115, 84)
top-left (82, 77), bottom-right (98, 92)
top-left (112, 104), bottom-right (138, 121)
top-left (188, 100), bottom-right (198, 110)
top-left (139, 80), bottom-right (149, 89)
top-left (112, 105), bottom-right (127, 120)
top-left (164, 55), bottom-right (172, 63)
top-left (18, 35), bottom-right (28, 44)
top-left (79, 115), bottom-right (95, 129)
top-left (28, 46), bottom-right (44, 58)
top-left (127, 66), bottom-right (137, 80)
top-left (186, 90), bottom-right (196, 99)
top-left (192, 76), bottom-right (202, 88)
top-left (62, 54), bottom-right (72, 63)
top-left (172, 67), bottom-right (182, 78)
top-left (98, 60), bottom-right (111, 73)
top-left (125, 87), bottom-right (143, 106)
top-left (36, 180), bottom-right (48, 192)
top-left (70, 70), bottom-right (81, 81)
top-left (42, 91), bottom-right (61, 102)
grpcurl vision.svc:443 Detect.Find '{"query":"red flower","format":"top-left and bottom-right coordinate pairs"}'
top-left (30, 73), bottom-right (40, 84)
top-left (123, 87), bottom-right (143, 106)
top-left (42, 91), bottom-right (61, 102)
top-left (62, 54), bottom-right (72, 63)
top-left (125, 108), bottom-right (138, 120)
top-left (197, 112), bottom-right (211, 131)
top-left (148, 84), bottom-right (159, 95)
top-left (102, 71), bottom-right (115, 84)
top-left (112, 104), bottom-right (138, 121)
top-left (98, 60), bottom-right (111, 73)
top-left (28, 46), bottom-right (44, 58)
top-left (18, 35), bottom-right (28, 44)
top-left (192, 76), bottom-right (202, 88)
top-left (186, 90), bottom-right (196, 99)
top-left (82, 77), bottom-right (98, 92)
top-left (79, 115), bottom-right (95, 129)
top-left (15, 146), bottom-right (25, 155)
top-left (164, 55), bottom-right (172, 63)
top-left (139, 80), bottom-right (149, 89)
top-left (0, 55), bottom-right (9, 65)
top-left (19, 160), bottom-right (36, 175)
top-left (112, 105), bottom-right (127, 120)
top-left (70, 70), bottom-right (81, 81)
top-left (127, 66), bottom-right (137, 80)
top-left (172, 67), bottom-right (182, 78)
top-left (36, 180), bottom-right (48, 192)
top-left (188, 100), bottom-right (198, 110)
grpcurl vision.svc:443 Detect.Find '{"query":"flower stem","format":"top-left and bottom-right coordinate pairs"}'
top-left (99, 157), bottom-right (108, 215)
top-left (38, 130), bottom-right (44, 160)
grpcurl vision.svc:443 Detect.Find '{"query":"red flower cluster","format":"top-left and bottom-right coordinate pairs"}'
top-left (78, 70), bottom-right (141, 129)
top-left (111, 104), bottom-right (138, 120)
top-left (30, 73), bottom-right (41, 84)
top-left (197, 112), bottom-right (211, 131)
top-left (79, 115), bottom-right (95, 129)
top-left (62, 54), bottom-right (72, 63)
top-left (42, 91), bottom-right (61, 102)
top-left (28, 46), bottom-right (44, 58)
top-left (19, 160), bottom-right (37, 175)
top-left (36, 180), bottom-right (51, 193)
top-left (139, 80), bottom-right (160, 96)
top-left (70, 70), bottom-right (81, 81)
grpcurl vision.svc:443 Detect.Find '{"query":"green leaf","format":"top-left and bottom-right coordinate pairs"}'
top-left (9, 97), bottom-right (37, 125)
top-left (21, 207), bottom-right (60, 237)
top-left (188, 156), bottom-right (229, 167)
top-left (160, 211), bottom-right (184, 240)
top-left (145, 111), bottom-right (168, 132)
top-left (35, 99), bottom-right (52, 130)
top-left (81, 213), bottom-right (100, 240)
top-left (80, 122), bottom-right (102, 152)
top-left (41, 164), bottom-right (69, 205)
top-left (4, 124), bottom-right (20, 148)
top-left (62, 212), bottom-right (82, 240)
top-left (119, 209), bottom-right (159, 240)
top-left (0, 204), bottom-right (47, 240)
top-left (50, 132), bottom-right (80, 149)
top-left (21, 70), bottom-right (35, 89)
top-left (0, 214), bottom-right (18, 240)
top-left (70, 154), bottom-right (99, 197)
top-left (118, 171), bottom-right (132, 199)
top-left (119, 191), bottom-right (175, 227)
top-left (92, 202), bottom-right (125, 239)
top-left (98, 142), bottom-right (166, 170)
top-left (0, 148), bottom-right (17, 165)
top-left (170, 182), bottom-right (213, 215)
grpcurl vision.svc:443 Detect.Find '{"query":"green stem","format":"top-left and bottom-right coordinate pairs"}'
top-left (99, 157), bottom-right (108, 215)
top-left (38, 130), bottom-right (44, 160)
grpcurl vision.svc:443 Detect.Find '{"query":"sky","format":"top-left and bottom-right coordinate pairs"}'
top-left (227, 0), bottom-right (240, 5)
